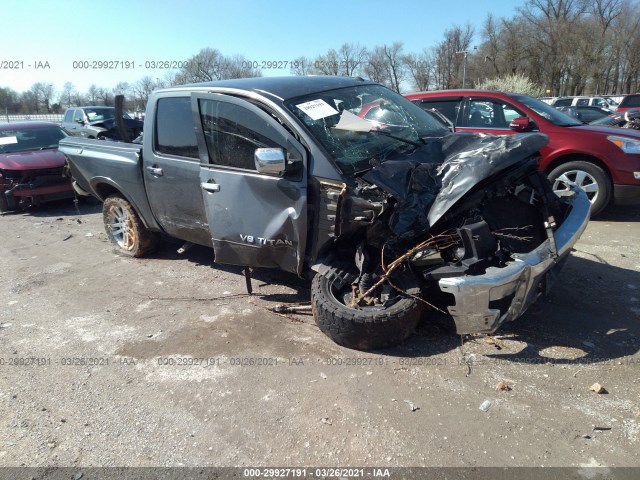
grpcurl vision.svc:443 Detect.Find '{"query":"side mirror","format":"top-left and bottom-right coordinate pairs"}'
top-left (509, 116), bottom-right (533, 132)
top-left (255, 148), bottom-right (286, 175)
top-left (75, 119), bottom-right (85, 125)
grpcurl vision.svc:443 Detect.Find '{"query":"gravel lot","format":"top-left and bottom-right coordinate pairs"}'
top-left (0, 199), bottom-right (639, 471)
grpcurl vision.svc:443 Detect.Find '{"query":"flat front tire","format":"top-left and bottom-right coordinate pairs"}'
top-left (103, 195), bottom-right (159, 257)
top-left (311, 271), bottom-right (423, 351)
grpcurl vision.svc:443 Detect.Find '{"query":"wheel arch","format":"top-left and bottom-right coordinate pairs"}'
top-left (92, 179), bottom-right (158, 231)
top-left (543, 153), bottom-right (612, 185)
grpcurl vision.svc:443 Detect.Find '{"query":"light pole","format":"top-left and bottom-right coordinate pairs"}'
top-left (456, 46), bottom-right (477, 89)
top-left (456, 50), bottom-right (469, 88)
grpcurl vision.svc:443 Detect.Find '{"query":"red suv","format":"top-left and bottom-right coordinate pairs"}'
top-left (616, 94), bottom-right (640, 112)
top-left (406, 90), bottom-right (640, 215)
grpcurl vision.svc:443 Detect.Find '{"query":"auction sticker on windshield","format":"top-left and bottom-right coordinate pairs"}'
top-left (0, 136), bottom-right (18, 145)
top-left (296, 99), bottom-right (339, 120)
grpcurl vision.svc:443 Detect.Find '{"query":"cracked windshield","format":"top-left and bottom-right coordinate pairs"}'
top-left (286, 84), bottom-right (448, 174)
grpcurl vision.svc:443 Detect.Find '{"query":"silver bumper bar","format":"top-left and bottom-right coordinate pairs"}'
top-left (438, 187), bottom-right (591, 334)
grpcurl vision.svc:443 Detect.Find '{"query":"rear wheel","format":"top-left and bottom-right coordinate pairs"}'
top-left (548, 160), bottom-right (611, 216)
top-left (103, 195), bottom-right (159, 257)
top-left (311, 270), bottom-right (423, 351)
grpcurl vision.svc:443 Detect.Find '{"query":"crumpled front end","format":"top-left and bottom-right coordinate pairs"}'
top-left (438, 186), bottom-right (591, 334)
top-left (1, 167), bottom-right (74, 212)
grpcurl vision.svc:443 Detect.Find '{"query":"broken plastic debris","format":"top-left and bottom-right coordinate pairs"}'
top-left (320, 417), bottom-right (332, 425)
top-left (589, 383), bottom-right (607, 394)
top-left (592, 425), bottom-right (612, 432)
top-left (479, 400), bottom-right (492, 412)
top-left (404, 400), bottom-right (419, 412)
top-left (495, 382), bottom-right (511, 392)
top-left (85, 232), bottom-right (93, 237)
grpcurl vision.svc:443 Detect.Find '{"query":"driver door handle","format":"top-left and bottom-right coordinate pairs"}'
top-left (146, 166), bottom-right (163, 176)
top-left (201, 182), bottom-right (220, 193)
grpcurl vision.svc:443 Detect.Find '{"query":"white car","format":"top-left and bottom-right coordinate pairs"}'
top-left (550, 96), bottom-right (617, 110)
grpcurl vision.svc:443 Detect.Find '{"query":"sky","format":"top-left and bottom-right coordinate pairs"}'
top-left (1, 0), bottom-right (519, 95)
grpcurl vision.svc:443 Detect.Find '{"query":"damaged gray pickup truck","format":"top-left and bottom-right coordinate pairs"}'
top-left (60, 76), bottom-right (591, 350)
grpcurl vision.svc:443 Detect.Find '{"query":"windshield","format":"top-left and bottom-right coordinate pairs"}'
top-left (0, 127), bottom-right (67, 154)
top-left (285, 84), bottom-right (448, 173)
top-left (513, 94), bottom-right (582, 127)
top-left (84, 108), bottom-right (132, 122)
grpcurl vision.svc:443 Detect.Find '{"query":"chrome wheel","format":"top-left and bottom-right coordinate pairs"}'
top-left (108, 205), bottom-right (136, 251)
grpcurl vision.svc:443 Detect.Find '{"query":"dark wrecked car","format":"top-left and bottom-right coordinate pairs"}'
top-left (0, 122), bottom-right (74, 213)
top-left (61, 106), bottom-right (143, 140)
top-left (59, 77), bottom-right (591, 350)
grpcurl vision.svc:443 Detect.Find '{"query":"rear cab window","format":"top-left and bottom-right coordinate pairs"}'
top-left (154, 97), bottom-right (199, 159)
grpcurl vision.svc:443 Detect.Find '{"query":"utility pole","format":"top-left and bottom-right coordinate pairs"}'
top-left (456, 51), bottom-right (469, 88)
top-left (456, 46), bottom-right (477, 89)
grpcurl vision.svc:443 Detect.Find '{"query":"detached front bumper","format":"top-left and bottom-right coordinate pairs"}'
top-left (1, 180), bottom-right (74, 211)
top-left (438, 187), bottom-right (591, 334)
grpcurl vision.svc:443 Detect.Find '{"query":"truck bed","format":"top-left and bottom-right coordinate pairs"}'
top-left (59, 137), bottom-right (159, 231)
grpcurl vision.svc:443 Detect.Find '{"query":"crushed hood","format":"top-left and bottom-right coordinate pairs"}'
top-left (363, 132), bottom-right (549, 240)
top-left (90, 118), bottom-right (144, 130)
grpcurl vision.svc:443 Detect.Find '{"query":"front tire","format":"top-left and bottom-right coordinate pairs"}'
top-left (311, 270), bottom-right (423, 351)
top-left (548, 160), bottom-right (611, 216)
top-left (103, 195), bottom-right (159, 257)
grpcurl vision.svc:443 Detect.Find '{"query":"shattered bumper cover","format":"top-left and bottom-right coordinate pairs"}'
top-left (438, 187), bottom-right (591, 335)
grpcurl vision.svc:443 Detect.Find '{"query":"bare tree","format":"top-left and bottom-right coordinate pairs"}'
top-left (87, 84), bottom-right (100, 105)
top-left (175, 48), bottom-right (261, 83)
top-left (364, 47), bottom-right (390, 86)
top-left (290, 56), bottom-right (312, 76)
top-left (403, 50), bottom-right (434, 91)
top-left (338, 43), bottom-right (368, 76)
top-left (224, 54), bottom-right (263, 79)
top-left (433, 24), bottom-right (474, 89)
top-left (381, 42), bottom-right (406, 92)
top-left (0, 87), bottom-right (19, 113)
top-left (311, 49), bottom-right (341, 75)
top-left (62, 82), bottom-right (75, 108)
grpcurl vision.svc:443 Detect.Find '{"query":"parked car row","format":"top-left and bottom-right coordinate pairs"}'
top-left (407, 90), bottom-right (640, 215)
top-left (554, 105), bottom-right (611, 123)
top-left (542, 95), bottom-right (618, 110)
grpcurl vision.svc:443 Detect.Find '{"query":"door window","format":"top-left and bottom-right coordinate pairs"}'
top-left (467, 99), bottom-right (525, 128)
top-left (154, 97), bottom-right (199, 159)
top-left (413, 99), bottom-right (462, 125)
top-left (73, 109), bottom-right (84, 122)
top-left (198, 99), bottom-right (285, 171)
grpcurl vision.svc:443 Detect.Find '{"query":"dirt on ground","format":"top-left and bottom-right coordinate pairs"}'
top-left (0, 199), bottom-right (639, 471)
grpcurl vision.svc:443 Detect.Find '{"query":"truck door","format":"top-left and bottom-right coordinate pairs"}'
top-left (143, 95), bottom-right (212, 247)
top-left (192, 93), bottom-right (308, 275)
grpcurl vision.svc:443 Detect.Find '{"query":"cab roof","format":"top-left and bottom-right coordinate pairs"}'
top-left (162, 76), bottom-right (376, 102)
